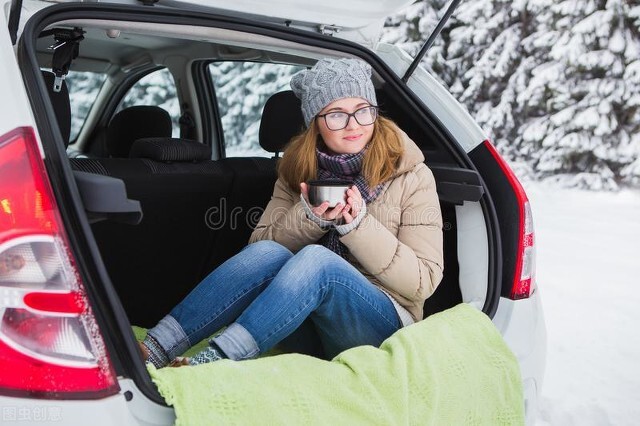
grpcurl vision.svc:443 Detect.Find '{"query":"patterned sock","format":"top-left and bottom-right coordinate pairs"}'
top-left (188, 343), bottom-right (227, 366)
top-left (142, 335), bottom-right (170, 368)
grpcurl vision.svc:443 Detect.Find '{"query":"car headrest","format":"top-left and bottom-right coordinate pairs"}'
top-left (41, 71), bottom-right (71, 148)
top-left (259, 90), bottom-right (305, 155)
top-left (107, 106), bottom-right (172, 158)
top-left (129, 137), bottom-right (212, 162)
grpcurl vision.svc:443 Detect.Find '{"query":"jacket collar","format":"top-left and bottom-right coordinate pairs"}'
top-left (392, 127), bottom-right (425, 178)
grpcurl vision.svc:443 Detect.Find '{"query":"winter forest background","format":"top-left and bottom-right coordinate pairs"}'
top-left (384, 0), bottom-right (640, 190)
top-left (66, 0), bottom-right (640, 190)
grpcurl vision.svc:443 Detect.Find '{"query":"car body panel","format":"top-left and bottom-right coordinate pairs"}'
top-left (492, 294), bottom-right (547, 426)
top-left (0, 1), bottom-right (39, 143)
top-left (0, 379), bottom-right (175, 425)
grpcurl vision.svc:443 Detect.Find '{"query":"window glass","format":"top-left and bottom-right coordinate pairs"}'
top-left (63, 70), bottom-right (107, 142)
top-left (119, 68), bottom-right (180, 137)
top-left (209, 62), bottom-right (304, 157)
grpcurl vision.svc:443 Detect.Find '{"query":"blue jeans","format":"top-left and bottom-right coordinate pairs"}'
top-left (147, 240), bottom-right (401, 361)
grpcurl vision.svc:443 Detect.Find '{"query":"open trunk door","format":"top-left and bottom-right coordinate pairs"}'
top-left (155, 0), bottom-right (414, 47)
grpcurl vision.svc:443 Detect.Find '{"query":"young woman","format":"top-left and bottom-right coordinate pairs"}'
top-left (140, 58), bottom-right (444, 367)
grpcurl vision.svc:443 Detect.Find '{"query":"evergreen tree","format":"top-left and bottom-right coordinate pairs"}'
top-left (519, 0), bottom-right (640, 189)
top-left (64, 70), bottom-right (106, 140)
top-left (121, 68), bottom-right (180, 136)
top-left (384, 0), bottom-right (640, 189)
top-left (209, 62), bottom-right (302, 155)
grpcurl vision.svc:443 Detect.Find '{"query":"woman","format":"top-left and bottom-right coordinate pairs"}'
top-left (140, 58), bottom-right (444, 367)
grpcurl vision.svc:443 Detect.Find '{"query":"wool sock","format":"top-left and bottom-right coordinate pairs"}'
top-left (188, 341), bottom-right (228, 366)
top-left (142, 335), bottom-right (170, 368)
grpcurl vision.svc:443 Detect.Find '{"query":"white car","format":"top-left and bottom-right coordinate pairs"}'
top-left (0, 0), bottom-right (546, 424)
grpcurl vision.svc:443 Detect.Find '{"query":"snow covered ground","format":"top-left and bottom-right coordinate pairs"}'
top-left (522, 182), bottom-right (640, 425)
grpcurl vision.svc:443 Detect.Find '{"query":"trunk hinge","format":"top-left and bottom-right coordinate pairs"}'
top-left (402, 0), bottom-right (463, 83)
top-left (318, 24), bottom-right (341, 36)
top-left (8, 0), bottom-right (22, 45)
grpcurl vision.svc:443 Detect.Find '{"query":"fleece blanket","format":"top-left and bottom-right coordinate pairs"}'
top-left (143, 303), bottom-right (524, 425)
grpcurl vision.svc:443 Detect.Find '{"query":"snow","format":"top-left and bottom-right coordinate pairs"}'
top-left (522, 182), bottom-right (640, 425)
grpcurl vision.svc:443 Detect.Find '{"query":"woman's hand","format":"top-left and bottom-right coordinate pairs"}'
top-left (300, 183), bottom-right (345, 221)
top-left (341, 185), bottom-right (364, 225)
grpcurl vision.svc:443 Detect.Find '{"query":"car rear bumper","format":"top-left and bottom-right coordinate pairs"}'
top-left (0, 379), bottom-right (174, 425)
top-left (493, 292), bottom-right (547, 425)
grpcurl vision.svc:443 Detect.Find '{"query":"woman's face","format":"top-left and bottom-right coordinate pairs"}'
top-left (316, 97), bottom-right (375, 155)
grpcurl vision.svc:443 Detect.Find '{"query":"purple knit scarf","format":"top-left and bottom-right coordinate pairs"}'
top-left (316, 146), bottom-right (385, 258)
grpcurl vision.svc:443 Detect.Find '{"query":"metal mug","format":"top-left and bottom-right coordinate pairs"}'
top-left (307, 179), bottom-right (352, 208)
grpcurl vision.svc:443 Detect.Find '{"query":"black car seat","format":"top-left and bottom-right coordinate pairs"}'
top-left (258, 90), bottom-right (304, 157)
top-left (201, 90), bottom-right (304, 272)
top-left (106, 105), bottom-right (172, 158)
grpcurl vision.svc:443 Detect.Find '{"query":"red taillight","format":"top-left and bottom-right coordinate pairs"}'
top-left (0, 127), bottom-right (118, 398)
top-left (483, 140), bottom-right (536, 300)
top-left (23, 290), bottom-right (86, 315)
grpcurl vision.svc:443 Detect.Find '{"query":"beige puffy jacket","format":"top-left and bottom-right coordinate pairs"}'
top-left (249, 130), bottom-right (444, 321)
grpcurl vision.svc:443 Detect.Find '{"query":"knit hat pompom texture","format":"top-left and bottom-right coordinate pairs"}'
top-left (291, 58), bottom-right (377, 126)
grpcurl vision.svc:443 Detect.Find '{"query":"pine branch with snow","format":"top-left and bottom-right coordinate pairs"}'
top-left (384, 0), bottom-right (640, 190)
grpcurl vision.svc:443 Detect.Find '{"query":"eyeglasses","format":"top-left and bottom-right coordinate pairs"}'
top-left (316, 106), bottom-right (379, 131)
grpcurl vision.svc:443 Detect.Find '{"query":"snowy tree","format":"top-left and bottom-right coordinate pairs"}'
top-left (383, 0), bottom-right (538, 164)
top-left (384, 0), bottom-right (640, 189)
top-left (121, 68), bottom-right (181, 136)
top-left (519, 0), bottom-right (640, 189)
top-left (381, 0), bottom-right (450, 83)
top-left (209, 62), bottom-right (302, 156)
top-left (63, 70), bottom-right (106, 140)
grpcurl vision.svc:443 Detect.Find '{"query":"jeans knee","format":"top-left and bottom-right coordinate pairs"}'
top-left (283, 245), bottom-right (342, 286)
top-left (296, 244), bottom-right (336, 263)
top-left (245, 240), bottom-right (292, 259)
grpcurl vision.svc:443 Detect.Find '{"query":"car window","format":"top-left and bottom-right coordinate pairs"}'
top-left (118, 68), bottom-right (180, 137)
top-left (208, 62), bottom-right (304, 157)
top-left (63, 70), bottom-right (107, 142)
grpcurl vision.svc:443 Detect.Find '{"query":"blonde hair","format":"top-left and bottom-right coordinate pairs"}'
top-left (277, 115), bottom-right (405, 193)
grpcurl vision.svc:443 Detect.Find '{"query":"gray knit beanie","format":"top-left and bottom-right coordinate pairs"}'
top-left (290, 58), bottom-right (377, 127)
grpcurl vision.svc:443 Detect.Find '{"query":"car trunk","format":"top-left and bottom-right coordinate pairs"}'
top-left (16, 1), bottom-right (500, 407)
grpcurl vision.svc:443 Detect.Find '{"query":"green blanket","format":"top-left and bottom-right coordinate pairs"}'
top-left (146, 303), bottom-right (523, 425)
